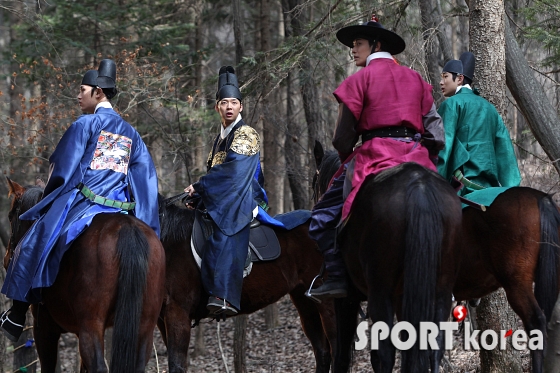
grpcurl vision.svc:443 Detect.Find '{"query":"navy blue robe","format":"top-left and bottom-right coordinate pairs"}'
top-left (2, 107), bottom-right (160, 303)
top-left (193, 119), bottom-right (275, 310)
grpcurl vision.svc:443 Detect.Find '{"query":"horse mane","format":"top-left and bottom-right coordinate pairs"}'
top-left (158, 194), bottom-right (194, 246)
top-left (19, 186), bottom-right (44, 213)
top-left (316, 150), bottom-right (341, 196)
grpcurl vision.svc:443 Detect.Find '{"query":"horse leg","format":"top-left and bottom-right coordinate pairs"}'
top-left (332, 294), bottom-right (362, 373)
top-left (289, 290), bottom-right (333, 373)
top-left (163, 301), bottom-right (192, 373)
top-left (32, 305), bottom-right (63, 373)
top-left (503, 286), bottom-right (547, 373)
top-left (430, 290), bottom-right (453, 373)
top-left (368, 295), bottom-right (395, 373)
top-left (77, 323), bottom-right (107, 373)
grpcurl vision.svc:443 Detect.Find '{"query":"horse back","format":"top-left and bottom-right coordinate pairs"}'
top-left (456, 187), bottom-right (552, 300)
top-left (43, 213), bottom-right (165, 334)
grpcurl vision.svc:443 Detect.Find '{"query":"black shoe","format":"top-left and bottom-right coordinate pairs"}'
top-left (207, 296), bottom-right (238, 317)
top-left (0, 310), bottom-right (24, 342)
top-left (308, 277), bottom-right (348, 300)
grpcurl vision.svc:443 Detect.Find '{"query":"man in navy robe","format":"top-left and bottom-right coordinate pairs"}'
top-left (1, 59), bottom-right (160, 341)
top-left (184, 66), bottom-right (271, 316)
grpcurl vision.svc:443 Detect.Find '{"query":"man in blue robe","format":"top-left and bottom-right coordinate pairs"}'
top-left (0, 59), bottom-right (160, 341)
top-left (184, 66), bottom-right (270, 316)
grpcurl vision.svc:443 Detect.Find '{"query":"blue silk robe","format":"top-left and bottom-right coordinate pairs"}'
top-left (193, 119), bottom-right (274, 310)
top-left (2, 107), bottom-right (160, 303)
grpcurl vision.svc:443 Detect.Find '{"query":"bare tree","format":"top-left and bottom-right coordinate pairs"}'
top-left (470, 1), bottom-right (523, 371)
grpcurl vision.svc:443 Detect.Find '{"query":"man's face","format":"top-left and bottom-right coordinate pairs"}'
top-left (440, 72), bottom-right (463, 98)
top-left (215, 98), bottom-right (243, 127)
top-left (78, 85), bottom-right (99, 114)
top-left (351, 38), bottom-right (372, 67)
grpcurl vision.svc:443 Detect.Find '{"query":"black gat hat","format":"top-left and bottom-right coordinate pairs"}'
top-left (336, 15), bottom-right (405, 55)
top-left (97, 59), bottom-right (117, 90)
top-left (216, 66), bottom-right (242, 101)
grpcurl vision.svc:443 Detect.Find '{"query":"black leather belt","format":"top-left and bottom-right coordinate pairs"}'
top-left (362, 126), bottom-right (417, 142)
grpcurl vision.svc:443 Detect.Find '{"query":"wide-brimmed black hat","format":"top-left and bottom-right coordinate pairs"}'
top-left (336, 16), bottom-right (405, 55)
top-left (81, 70), bottom-right (98, 87)
top-left (97, 59), bottom-right (117, 89)
top-left (216, 66), bottom-right (242, 101)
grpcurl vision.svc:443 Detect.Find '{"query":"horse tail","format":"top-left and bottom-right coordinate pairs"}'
top-left (401, 171), bottom-right (444, 371)
top-left (110, 222), bottom-right (150, 373)
top-left (535, 194), bottom-right (560, 321)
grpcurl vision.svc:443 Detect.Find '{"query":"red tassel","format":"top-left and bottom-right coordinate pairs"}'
top-left (371, 14), bottom-right (379, 22)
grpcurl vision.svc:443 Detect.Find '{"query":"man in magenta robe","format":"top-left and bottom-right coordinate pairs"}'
top-left (307, 16), bottom-right (445, 300)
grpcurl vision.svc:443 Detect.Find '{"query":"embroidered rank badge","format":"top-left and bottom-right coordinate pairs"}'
top-left (230, 126), bottom-right (260, 156)
top-left (90, 130), bottom-right (132, 174)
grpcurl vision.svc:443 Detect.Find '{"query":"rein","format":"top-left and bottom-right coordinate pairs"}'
top-left (163, 192), bottom-right (190, 207)
top-left (7, 199), bottom-right (22, 256)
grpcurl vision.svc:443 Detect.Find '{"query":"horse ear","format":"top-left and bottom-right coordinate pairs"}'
top-left (5, 177), bottom-right (25, 200)
top-left (313, 140), bottom-right (324, 170)
top-left (36, 178), bottom-right (46, 188)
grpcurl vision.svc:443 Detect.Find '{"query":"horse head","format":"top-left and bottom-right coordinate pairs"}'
top-left (4, 177), bottom-right (43, 269)
top-left (311, 141), bottom-right (342, 204)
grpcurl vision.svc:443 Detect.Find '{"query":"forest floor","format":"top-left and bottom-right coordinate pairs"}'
top-left (43, 295), bottom-right (531, 373)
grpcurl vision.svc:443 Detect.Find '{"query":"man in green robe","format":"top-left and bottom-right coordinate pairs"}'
top-left (437, 52), bottom-right (521, 201)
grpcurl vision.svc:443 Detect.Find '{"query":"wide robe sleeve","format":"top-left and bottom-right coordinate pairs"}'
top-left (194, 126), bottom-right (260, 236)
top-left (437, 99), bottom-right (470, 182)
top-left (20, 119), bottom-right (92, 220)
top-left (128, 137), bottom-right (161, 237)
top-left (494, 116), bottom-right (522, 187)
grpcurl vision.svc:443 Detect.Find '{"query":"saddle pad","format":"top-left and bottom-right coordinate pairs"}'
top-left (249, 224), bottom-right (281, 261)
top-left (191, 210), bottom-right (281, 268)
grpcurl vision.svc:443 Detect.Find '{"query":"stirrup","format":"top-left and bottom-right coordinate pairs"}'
top-left (305, 262), bottom-right (326, 304)
top-left (305, 274), bottom-right (325, 304)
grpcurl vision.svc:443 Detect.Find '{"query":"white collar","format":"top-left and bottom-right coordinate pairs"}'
top-left (366, 52), bottom-right (394, 66)
top-left (456, 84), bottom-right (472, 94)
top-left (220, 114), bottom-right (242, 139)
top-left (94, 101), bottom-right (113, 113)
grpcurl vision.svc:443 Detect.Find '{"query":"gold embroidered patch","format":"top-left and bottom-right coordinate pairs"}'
top-left (211, 151), bottom-right (227, 167)
top-left (230, 126), bottom-right (260, 156)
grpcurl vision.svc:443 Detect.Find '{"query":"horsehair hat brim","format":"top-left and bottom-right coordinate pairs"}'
top-left (336, 21), bottom-right (406, 55)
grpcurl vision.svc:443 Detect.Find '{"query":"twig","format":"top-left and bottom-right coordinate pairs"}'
top-left (153, 340), bottom-right (160, 372)
top-left (217, 322), bottom-right (230, 373)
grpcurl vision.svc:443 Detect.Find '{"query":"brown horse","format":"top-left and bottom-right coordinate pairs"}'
top-left (157, 196), bottom-right (336, 373)
top-left (5, 178), bottom-right (166, 373)
top-left (314, 145), bottom-right (560, 373)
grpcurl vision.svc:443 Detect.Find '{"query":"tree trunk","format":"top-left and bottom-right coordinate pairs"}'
top-left (545, 294), bottom-right (560, 371)
top-left (193, 323), bottom-right (206, 357)
top-left (419, 0), bottom-right (445, 105)
top-left (233, 315), bottom-right (248, 373)
top-left (259, 0), bottom-right (282, 329)
top-left (470, 1), bottom-right (523, 371)
top-left (281, 0), bottom-right (310, 209)
top-left (505, 18), bottom-right (560, 174)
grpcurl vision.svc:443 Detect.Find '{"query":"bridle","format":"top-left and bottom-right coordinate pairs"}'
top-left (6, 197), bottom-right (22, 262)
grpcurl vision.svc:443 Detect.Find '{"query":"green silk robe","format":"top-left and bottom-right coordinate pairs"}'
top-left (437, 87), bottom-right (521, 204)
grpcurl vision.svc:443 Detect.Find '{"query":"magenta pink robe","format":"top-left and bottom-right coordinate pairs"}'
top-left (333, 58), bottom-right (437, 220)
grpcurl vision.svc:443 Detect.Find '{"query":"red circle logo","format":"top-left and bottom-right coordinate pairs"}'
top-left (452, 305), bottom-right (467, 322)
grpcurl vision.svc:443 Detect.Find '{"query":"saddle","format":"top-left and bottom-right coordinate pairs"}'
top-left (191, 209), bottom-right (281, 276)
